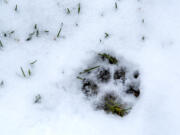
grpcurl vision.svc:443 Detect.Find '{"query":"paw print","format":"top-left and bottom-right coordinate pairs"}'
top-left (77, 52), bottom-right (141, 117)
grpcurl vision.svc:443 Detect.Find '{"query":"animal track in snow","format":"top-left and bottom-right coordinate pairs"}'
top-left (77, 52), bottom-right (141, 117)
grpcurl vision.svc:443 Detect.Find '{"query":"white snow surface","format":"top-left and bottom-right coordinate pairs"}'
top-left (0, 0), bottom-right (180, 135)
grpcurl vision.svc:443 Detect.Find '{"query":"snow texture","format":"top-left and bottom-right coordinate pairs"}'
top-left (0, 0), bottom-right (180, 135)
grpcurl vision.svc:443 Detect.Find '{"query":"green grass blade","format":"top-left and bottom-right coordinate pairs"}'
top-left (20, 67), bottom-right (26, 77)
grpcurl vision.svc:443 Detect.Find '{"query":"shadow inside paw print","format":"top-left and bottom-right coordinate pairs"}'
top-left (97, 67), bottom-right (111, 83)
top-left (82, 79), bottom-right (98, 97)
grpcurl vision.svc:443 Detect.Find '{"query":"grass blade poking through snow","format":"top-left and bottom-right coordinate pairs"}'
top-left (20, 67), bottom-right (26, 77)
top-left (0, 81), bottom-right (4, 87)
top-left (78, 3), bottom-right (81, 14)
top-left (26, 32), bottom-right (35, 41)
top-left (34, 24), bottom-right (39, 37)
top-left (77, 76), bottom-right (84, 80)
top-left (66, 8), bottom-right (70, 14)
top-left (115, 2), bottom-right (118, 10)
top-left (20, 65), bottom-right (34, 78)
top-left (57, 23), bottom-right (64, 38)
top-left (34, 94), bottom-right (42, 104)
top-left (15, 4), bottom-right (18, 12)
top-left (142, 36), bottom-right (145, 41)
top-left (79, 66), bottom-right (100, 74)
top-left (104, 33), bottom-right (109, 38)
top-left (28, 69), bottom-right (31, 76)
top-left (0, 40), bottom-right (3, 48)
top-left (98, 53), bottom-right (118, 64)
top-left (30, 60), bottom-right (37, 65)
top-left (26, 24), bottom-right (40, 41)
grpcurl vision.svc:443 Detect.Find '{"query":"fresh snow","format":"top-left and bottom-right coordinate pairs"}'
top-left (0, 0), bottom-right (180, 135)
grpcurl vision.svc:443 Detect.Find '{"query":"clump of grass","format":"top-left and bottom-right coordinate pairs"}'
top-left (20, 67), bottom-right (32, 78)
top-left (26, 24), bottom-right (48, 41)
top-left (98, 53), bottom-right (118, 64)
top-left (34, 94), bottom-right (42, 104)
top-left (78, 3), bottom-right (81, 14)
top-left (20, 60), bottom-right (37, 78)
top-left (104, 100), bottom-right (130, 117)
top-left (98, 93), bottom-right (131, 117)
top-left (57, 23), bottom-right (64, 38)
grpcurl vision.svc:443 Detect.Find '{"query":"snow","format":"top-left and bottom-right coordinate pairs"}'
top-left (0, 0), bottom-right (180, 135)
